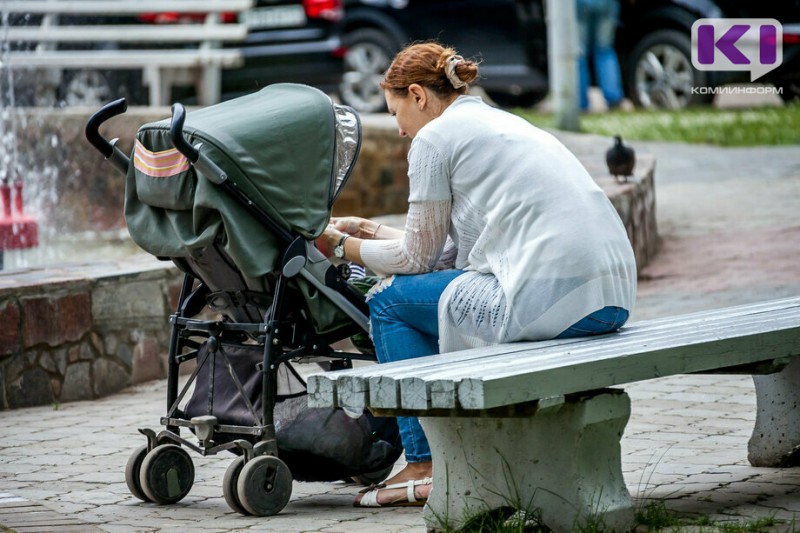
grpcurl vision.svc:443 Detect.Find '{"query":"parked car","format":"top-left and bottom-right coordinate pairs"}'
top-left (616, 0), bottom-right (800, 108)
top-left (339, 0), bottom-right (549, 113)
top-left (337, 0), bottom-right (800, 113)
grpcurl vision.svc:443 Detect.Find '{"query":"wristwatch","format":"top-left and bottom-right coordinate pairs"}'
top-left (334, 234), bottom-right (350, 259)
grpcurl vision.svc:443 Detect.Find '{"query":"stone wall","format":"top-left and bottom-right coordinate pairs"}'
top-left (0, 257), bottom-right (182, 409)
top-left (599, 158), bottom-right (659, 273)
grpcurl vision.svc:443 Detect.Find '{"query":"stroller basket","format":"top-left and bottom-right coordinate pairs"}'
top-left (85, 84), bottom-right (400, 517)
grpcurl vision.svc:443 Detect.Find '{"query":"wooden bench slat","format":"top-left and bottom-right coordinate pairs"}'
top-left (318, 296), bottom-right (800, 384)
top-left (333, 337), bottom-right (581, 411)
top-left (461, 322), bottom-right (799, 410)
top-left (400, 312), bottom-right (800, 409)
top-left (8, 25), bottom-right (248, 43)
top-left (452, 309), bottom-right (800, 383)
top-left (414, 311), bottom-right (800, 410)
top-left (6, 49), bottom-right (244, 69)
top-left (306, 297), bottom-right (800, 409)
top-left (2, 0), bottom-right (255, 14)
top-left (402, 307), bottom-right (800, 408)
top-left (391, 310), bottom-right (789, 409)
top-left (429, 300), bottom-right (797, 383)
top-left (1, 0), bottom-right (254, 106)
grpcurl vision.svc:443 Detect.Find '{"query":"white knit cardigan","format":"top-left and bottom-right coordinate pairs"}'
top-left (360, 95), bottom-right (637, 353)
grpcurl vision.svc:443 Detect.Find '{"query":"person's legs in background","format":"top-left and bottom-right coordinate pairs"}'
top-left (355, 269), bottom-right (464, 506)
top-left (576, 0), bottom-right (624, 110)
top-left (576, 1), bottom-right (593, 111)
top-left (592, 0), bottom-right (624, 108)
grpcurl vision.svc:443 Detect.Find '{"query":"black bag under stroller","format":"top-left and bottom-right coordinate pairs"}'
top-left (85, 84), bottom-right (402, 517)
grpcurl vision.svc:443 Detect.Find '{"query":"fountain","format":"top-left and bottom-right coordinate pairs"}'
top-left (0, 180), bottom-right (39, 269)
top-left (0, 6), bottom-right (155, 271)
top-left (0, 63), bottom-right (181, 410)
top-left (0, 9), bottom-right (38, 269)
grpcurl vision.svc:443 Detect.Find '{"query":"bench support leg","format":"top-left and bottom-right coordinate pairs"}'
top-left (143, 66), bottom-right (167, 107)
top-left (420, 390), bottom-right (634, 533)
top-left (199, 65), bottom-right (222, 106)
top-left (749, 356), bottom-right (800, 466)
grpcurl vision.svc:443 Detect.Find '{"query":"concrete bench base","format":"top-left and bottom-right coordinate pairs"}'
top-left (749, 357), bottom-right (800, 466)
top-left (421, 390), bottom-right (634, 533)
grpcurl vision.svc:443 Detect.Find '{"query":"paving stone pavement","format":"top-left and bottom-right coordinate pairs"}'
top-left (0, 130), bottom-right (799, 532)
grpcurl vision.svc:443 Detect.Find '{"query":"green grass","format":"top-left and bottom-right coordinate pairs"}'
top-left (449, 508), bottom-right (792, 532)
top-left (434, 500), bottom-right (797, 532)
top-left (514, 103), bottom-right (800, 147)
top-left (634, 500), bottom-right (796, 532)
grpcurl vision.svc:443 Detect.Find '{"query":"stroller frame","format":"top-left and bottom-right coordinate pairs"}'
top-left (86, 96), bottom-right (381, 516)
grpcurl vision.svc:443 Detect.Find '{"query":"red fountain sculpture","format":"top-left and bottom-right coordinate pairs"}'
top-left (0, 179), bottom-right (39, 269)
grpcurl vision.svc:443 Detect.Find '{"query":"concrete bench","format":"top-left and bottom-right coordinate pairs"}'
top-left (3, 0), bottom-right (254, 106)
top-left (308, 297), bottom-right (800, 532)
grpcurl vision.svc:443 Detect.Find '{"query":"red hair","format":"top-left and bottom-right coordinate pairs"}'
top-left (381, 42), bottom-right (479, 97)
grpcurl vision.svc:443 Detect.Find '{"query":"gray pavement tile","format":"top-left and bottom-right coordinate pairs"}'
top-left (759, 494), bottom-right (800, 514)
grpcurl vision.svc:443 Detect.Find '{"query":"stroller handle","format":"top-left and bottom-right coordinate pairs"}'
top-left (169, 103), bottom-right (230, 186)
top-left (170, 103), bottom-right (200, 164)
top-left (84, 98), bottom-right (131, 175)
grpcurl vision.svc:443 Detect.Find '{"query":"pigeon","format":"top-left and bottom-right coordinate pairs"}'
top-left (606, 135), bottom-right (635, 182)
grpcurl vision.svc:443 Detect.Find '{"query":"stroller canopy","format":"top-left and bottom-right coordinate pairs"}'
top-left (125, 84), bottom-right (361, 277)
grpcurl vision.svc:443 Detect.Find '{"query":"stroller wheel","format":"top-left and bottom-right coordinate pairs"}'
top-left (125, 445), bottom-right (153, 502)
top-left (223, 456), bottom-right (249, 515)
top-left (236, 455), bottom-right (292, 516)
top-left (139, 444), bottom-right (195, 505)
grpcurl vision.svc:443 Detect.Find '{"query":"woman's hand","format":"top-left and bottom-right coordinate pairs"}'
top-left (330, 216), bottom-right (363, 236)
top-left (315, 225), bottom-right (345, 258)
top-left (330, 216), bottom-right (382, 239)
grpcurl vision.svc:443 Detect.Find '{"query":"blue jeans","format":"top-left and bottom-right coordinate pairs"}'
top-left (577, 0), bottom-right (624, 110)
top-left (369, 270), bottom-right (629, 462)
top-left (556, 305), bottom-right (629, 338)
top-left (368, 270), bottom-right (465, 463)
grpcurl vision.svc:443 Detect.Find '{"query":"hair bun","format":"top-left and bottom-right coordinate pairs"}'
top-left (445, 55), bottom-right (467, 89)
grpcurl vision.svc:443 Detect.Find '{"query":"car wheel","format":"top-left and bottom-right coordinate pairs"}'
top-left (485, 89), bottom-right (548, 109)
top-left (57, 70), bottom-right (115, 107)
top-left (57, 70), bottom-right (144, 107)
top-left (339, 28), bottom-right (398, 113)
top-left (625, 29), bottom-right (711, 109)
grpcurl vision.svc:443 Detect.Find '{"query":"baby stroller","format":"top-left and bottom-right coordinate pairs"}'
top-left (85, 84), bottom-right (402, 516)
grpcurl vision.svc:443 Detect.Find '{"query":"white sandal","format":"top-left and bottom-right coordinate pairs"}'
top-left (355, 477), bottom-right (433, 507)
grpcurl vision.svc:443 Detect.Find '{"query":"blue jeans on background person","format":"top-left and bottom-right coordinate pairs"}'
top-left (577, 0), bottom-right (624, 110)
top-left (368, 269), bottom-right (630, 463)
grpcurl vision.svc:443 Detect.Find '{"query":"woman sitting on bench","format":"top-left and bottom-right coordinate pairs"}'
top-left (315, 41), bottom-right (637, 508)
